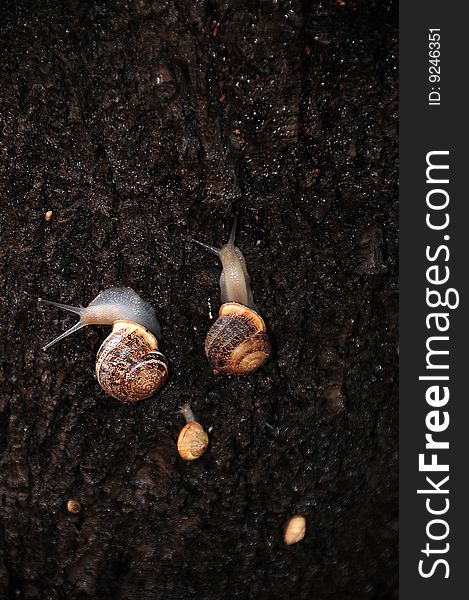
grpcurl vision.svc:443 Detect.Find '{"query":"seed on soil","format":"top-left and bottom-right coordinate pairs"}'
top-left (284, 514), bottom-right (307, 545)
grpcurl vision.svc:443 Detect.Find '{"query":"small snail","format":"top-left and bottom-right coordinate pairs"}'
top-left (284, 514), bottom-right (307, 545)
top-left (67, 499), bottom-right (82, 514)
top-left (176, 403), bottom-right (209, 461)
top-left (192, 216), bottom-right (270, 375)
top-left (39, 287), bottom-right (168, 403)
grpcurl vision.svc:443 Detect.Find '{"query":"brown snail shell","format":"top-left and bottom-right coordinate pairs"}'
top-left (204, 302), bottom-right (270, 375)
top-left (95, 320), bottom-right (168, 403)
top-left (177, 422), bottom-right (209, 461)
top-left (66, 499), bottom-right (81, 514)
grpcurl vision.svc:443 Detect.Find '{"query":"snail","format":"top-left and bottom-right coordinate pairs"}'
top-left (284, 514), bottom-right (307, 545)
top-left (67, 499), bottom-right (82, 514)
top-left (39, 287), bottom-right (169, 403)
top-left (192, 216), bottom-right (270, 375)
top-left (176, 403), bottom-right (209, 461)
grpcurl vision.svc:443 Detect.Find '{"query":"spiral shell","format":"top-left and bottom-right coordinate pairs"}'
top-left (177, 422), bottom-right (209, 461)
top-left (204, 302), bottom-right (270, 375)
top-left (95, 320), bottom-right (168, 402)
top-left (67, 500), bottom-right (81, 514)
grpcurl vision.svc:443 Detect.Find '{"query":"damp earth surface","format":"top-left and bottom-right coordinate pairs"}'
top-left (0, 1), bottom-right (398, 598)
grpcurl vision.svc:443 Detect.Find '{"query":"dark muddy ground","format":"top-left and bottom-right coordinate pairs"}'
top-left (0, 1), bottom-right (398, 598)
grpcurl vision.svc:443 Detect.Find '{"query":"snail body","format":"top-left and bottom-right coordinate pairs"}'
top-left (177, 404), bottom-right (209, 461)
top-left (39, 287), bottom-right (168, 402)
top-left (193, 217), bottom-right (270, 375)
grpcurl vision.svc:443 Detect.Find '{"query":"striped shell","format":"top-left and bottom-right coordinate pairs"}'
top-left (205, 302), bottom-right (270, 375)
top-left (95, 320), bottom-right (168, 402)
top-left (177, 422), bottom-right (209, 461)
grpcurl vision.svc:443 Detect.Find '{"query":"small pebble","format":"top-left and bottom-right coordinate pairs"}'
top-left (44, 210), bottom-right (53, 221)
top-left (284, 514), bottom-right (307, 545)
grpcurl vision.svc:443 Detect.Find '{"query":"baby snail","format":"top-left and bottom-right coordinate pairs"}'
top-left (39, 287), bottom-right (169, 403)
top-left (192, 216), bottom-right (270, 376)
top-left (176, 403), bottom-right (209, 461)
top-left (67, 499), bottom-right (82, 514)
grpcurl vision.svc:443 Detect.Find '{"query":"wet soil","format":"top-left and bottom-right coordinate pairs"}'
top-left (0, 1), bottom-right (398, 598)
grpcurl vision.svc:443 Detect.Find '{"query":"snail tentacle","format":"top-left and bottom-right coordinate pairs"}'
top-left (192, 217), bottom-right (270, 376)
